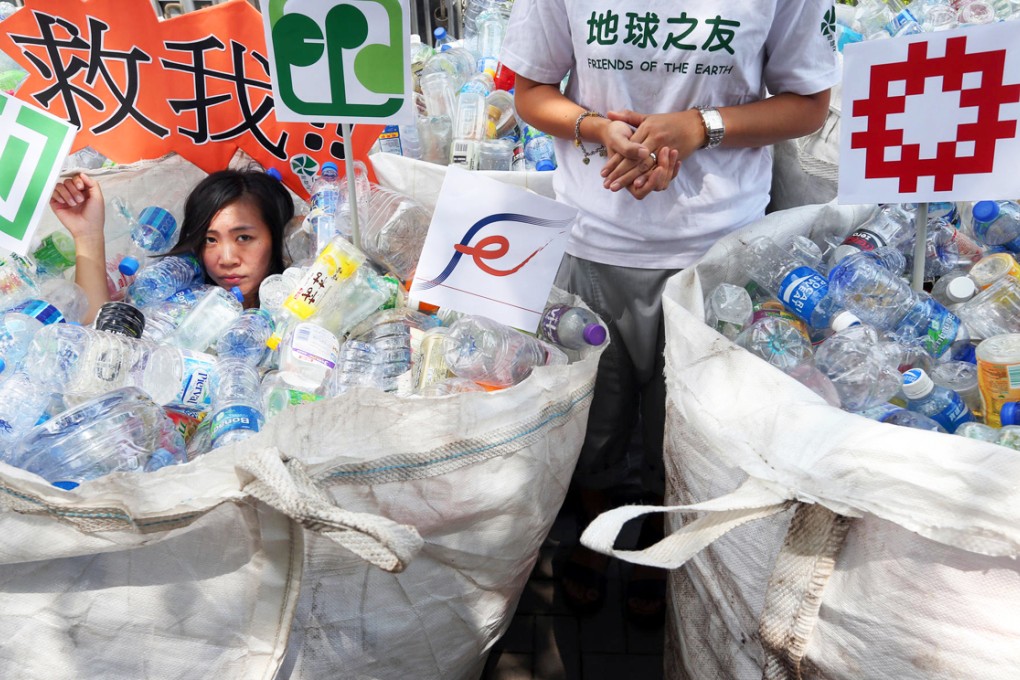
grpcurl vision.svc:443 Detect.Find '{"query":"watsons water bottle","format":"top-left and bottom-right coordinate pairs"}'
top-left (127, 254), bottom-right (204, 306)
top-left (168, 286), bottom-right (244, 352)
top-left (971, 200), bottom-right (1020, 251)
top-left (9, 298), bottom-right (66, 326)
top-left (209, 358), bottom-right (264, 449)
top-left (444, 314), bottom-right (567, 388)
top-left (216, 308), bottom-right (275, 366)
top-left (538, 303), bottom-right (607, 350)
top-left (829, 203), bottom-right (915, 265)
top-left (901, 367), bottom-right (973, 433)
top-left (745, 236), bottom-right (841, 329)
top-left (828, 249), bottom-right (963, 358)
top-left (11, 387), bottom-right (186, 488)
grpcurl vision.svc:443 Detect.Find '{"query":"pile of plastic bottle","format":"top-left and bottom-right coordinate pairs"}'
top-left (374, 0), bottom-right (557, 172)
top-left (706, 198), bottom-right (1020, 448)
top-left (834, 0), bottom-right (1020, 50)
top-left (0, 169), bottom-right (607, 490)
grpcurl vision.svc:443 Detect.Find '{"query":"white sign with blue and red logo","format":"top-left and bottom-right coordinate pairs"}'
top-left (409, 167), bottom-right (576, 331)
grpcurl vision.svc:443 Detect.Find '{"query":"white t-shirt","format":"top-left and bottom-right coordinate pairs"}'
top-left (500, 0), bottom-right (841, 269)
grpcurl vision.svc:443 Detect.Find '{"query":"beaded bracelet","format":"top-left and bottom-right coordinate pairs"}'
top-left (573, 110), bottom-right (608, 165)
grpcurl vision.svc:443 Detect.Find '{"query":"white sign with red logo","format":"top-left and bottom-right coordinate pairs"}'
top-left (839, 20), bottom-right (1020, 204)
top-left (409, 167), bottom-right (576, 331)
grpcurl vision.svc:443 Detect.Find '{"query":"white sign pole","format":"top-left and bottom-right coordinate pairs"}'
top-left (342, 123), bottom-right (360, 250)
top-left (911, 202), bottom-right (928, 292)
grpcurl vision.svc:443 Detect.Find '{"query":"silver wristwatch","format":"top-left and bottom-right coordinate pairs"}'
top-left (697, 106), bottom-right (725, 149)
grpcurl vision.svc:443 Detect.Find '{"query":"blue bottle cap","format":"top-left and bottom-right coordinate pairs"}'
top-left (434, 27), bottom-right (447, 39)
top-left (119, 256), bottom-right (140, 276)
top-left (321, 161), bottom-right (338, 173)
top-left (536, 159), bottom-right (555, 171)
top-left (440, 44), bottom-right (451, 52)
top-left (1001, 401), bottom-right (1020, 426)
top-left (52, 480), bottom-right (79, 491)
top-left (230, 286), bottom-right (244, 303)
top-left (266, 167), bottom-right (282, 181)
top-left (0, 356), bottom-right (6, 374)
top-left (972, 200), bottom-right (1000, 223)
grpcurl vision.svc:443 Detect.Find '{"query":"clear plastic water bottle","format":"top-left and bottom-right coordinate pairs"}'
top-left (24, 324), bottom-right (182, 405)
top-left (11, 387), bottom-right (186, 487)
top-left (814, 323), bottom-right (903, 412)
top-left (418, 114), bottom-right (454, 166)
top-left (444, 314), bottom-right (567, 388)
top-left (955, 276), bottom-right (1020, 340)
top-left (0, 312), bottom-right (43, 375)
top-left (328, 340), bottom-right (385, 396)
top-left (538, 303), bottom-right (607, 350)
top-left (929, 270), bottom-right (977, 307)
top-left (421, 46), bottom-right (476, 88)
top-left (485, 89), bottom-right (516, 139)
top-left (168, 286), bottom-right (244, 352)
top-left (0, 372), bottom-right (51, 451)
top-left (858, 401), bottom-right (947, 432)
top-left (704, 283), bottom-right (754, 340)
top-left (955, 420), bottom-right (998, 442)
top-left (744, 236), bottom-right (841, 330)
top-left (901, 367), bottom-right (974, 433)
top-left (94, 301), bottom-right (146, 338)
top-left (433, 26), bottom-right (455, 50)
top-left (734, 316), bottom-right (813, 371)
top-left (8, 298), bottom-right (66, 326)
top-left (524, 133), bottom-right (557, 171)
top-left (399, 119), bottom-right (423, 160)
top-left (131, 206), bottom-right (179, 254)
top-left (209, 358), bottom-right (264, 449)
top-left (475, 15), bottom-right (505, 72)
top-left (931, 360), bottom-right (982, 419)
top-left (359, 186), bottom-right (431, 282)
top-left (266, 235), bottom-right (367, 350)
top-left (968, 252), bottom-right (1020, 290)
top-left (828, 249), bottom-right (963, 358)
top-left (829, 203), bottom-right (915, 265)
top-left (420, 71), bottom-right (458, 120)
top-left (335, 160), bottom-right (372, 242)
top-left (971, 200), bottom-right (1020, 251)
top-left (277, 322), bottom-right (340, 391)
top-left (310, 162), bottom-right (340, 215)
top-left (260, 370), bottom-right (324, 422)
top-left (216, 308), bottom-right (275, 366)
top-left (127, 254), bottom-right (204, 307)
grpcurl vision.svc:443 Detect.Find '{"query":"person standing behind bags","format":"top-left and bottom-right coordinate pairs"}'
top-left (500, 0), bottom-right (840, 626)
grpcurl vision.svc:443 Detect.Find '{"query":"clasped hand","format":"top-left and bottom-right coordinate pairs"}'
top-left (599, 110), bottom-right (698, 200)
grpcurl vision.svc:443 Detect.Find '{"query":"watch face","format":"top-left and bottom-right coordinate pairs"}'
top-left (700, 107), bottom-right (724, 148)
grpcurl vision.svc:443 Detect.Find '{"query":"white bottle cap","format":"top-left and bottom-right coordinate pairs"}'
top-left (901, 368), bottom-right (934, 400)
top-left (830, 310), bottom-right (862, 333)
top-left (945, 276), bottom-right (977, 303)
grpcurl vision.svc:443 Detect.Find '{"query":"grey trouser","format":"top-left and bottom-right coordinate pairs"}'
top-left (555, 254), bottom-right (679, 498)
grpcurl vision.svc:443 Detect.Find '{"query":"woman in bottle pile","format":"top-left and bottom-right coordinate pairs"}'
top-left (500, 0), bottom-right (840, 626)
top-left (50, 168), bottom-right (294, 322)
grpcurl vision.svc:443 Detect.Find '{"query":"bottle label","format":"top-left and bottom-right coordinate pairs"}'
top-left (211, 404), bottom-right (262, 442)
top-left (290, 323), bottom-right (339, 370)
top-left (920, 305), bottom-right (960, 358)
top-left (751, 301), bottom-right (811, 342)
top-left (378, 125), bottom-right (403, 155)
top-left (977, 358), bottom-right (1020, 427)
top-left (928, 394), bottom-right (972, 432)
top-left (842, 228), bottom-right (886, 252)
top-left (138, 207), bottom-right (177, 242)
top-left (450, 139), bottom-right (478, 169)
top-left (284, 243), bottom-right (362, 319)
top-left (778, 267), bottom-right (829, 323)
top-left (539, 304), bottom-right (569, 346)
top-left (174, 351), bottom-right (214, 410)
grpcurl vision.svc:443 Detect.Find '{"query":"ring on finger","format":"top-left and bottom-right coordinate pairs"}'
top-left (648, 151), bottom-right (658, 165)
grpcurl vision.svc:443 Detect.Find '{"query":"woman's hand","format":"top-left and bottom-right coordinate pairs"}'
top-left (601, 109), bottom-right (703, 195)
top-left (50, 173), bottom-right (106, 246)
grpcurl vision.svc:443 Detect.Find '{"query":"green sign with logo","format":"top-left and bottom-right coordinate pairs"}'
top-left (262, 0), bottom-right (412, 124)
top-left (0, 93), bottom-right (76, 256)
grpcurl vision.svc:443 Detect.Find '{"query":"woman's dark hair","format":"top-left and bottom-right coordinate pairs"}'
top-left (165, 168), bottom-right (294, 281)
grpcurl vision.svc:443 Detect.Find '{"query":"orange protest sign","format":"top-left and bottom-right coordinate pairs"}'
top-left (0, 0), bottom-right (382, 197)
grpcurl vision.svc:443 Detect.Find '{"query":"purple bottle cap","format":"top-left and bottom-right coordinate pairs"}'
top-left (583, 323), bottom-right (607, 346)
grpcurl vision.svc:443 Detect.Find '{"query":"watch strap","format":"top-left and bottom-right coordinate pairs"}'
top-left (697, 106), bottom-right (725, 149)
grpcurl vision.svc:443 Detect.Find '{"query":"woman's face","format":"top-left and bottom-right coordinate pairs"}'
top-left (202, 198), bottom-right (274, 307)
